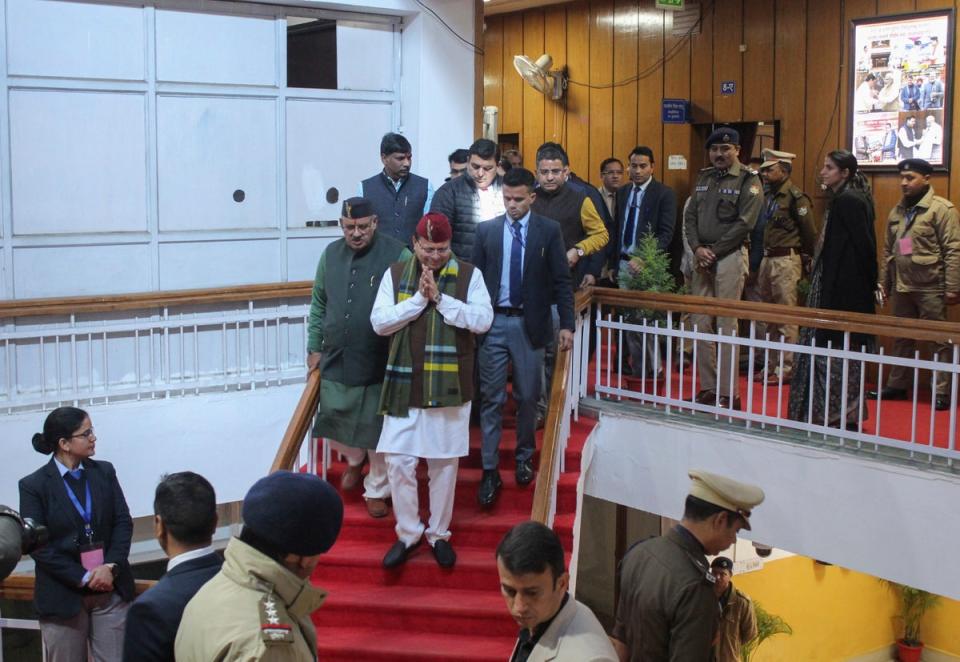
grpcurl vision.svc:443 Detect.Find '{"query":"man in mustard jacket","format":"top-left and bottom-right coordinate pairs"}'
top-left (871, 158), bottom-right (960, 410)
top-left (710, 556), bottom-right (757, 662)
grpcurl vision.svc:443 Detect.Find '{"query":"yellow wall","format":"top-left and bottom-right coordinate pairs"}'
top-left (732, 556), bottom-right (959, 661)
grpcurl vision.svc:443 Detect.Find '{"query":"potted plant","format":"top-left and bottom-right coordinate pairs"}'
top-left (740, 602), bottom-right (793, 661)
top-left (883, 581), bottom-right (942, 662)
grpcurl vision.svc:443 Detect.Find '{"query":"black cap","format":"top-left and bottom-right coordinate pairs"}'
top-left (242, 471), bottom-right (343, 555)
top-left (897, 158), bottom-right (933, 176)
top-left (341, 197), bottom-right (375, 219)
top-left (711, 556), bottom-right (734, 572)
top-left (706, 127), bottom-right (740, 149)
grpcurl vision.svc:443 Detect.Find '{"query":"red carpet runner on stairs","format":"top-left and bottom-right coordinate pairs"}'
top-left (309, 417), bottom-right (595, 661)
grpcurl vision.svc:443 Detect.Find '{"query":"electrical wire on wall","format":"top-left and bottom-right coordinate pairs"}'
top-left (811, 0), bottom-right (847, 190)
top-left (414, 0), bottom-right (484, 55)
top-left (565, 0), bottom-right (716, 90)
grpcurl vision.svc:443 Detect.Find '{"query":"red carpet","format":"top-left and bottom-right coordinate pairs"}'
top-left (590, 350), bottom-right (959, 450)
top-left (308, 415), bottom-right (595, 661)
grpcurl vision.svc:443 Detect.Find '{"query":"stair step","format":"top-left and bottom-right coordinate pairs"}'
top-left (313, 581), bottom-right (516, 637)
top-left (314, 624), bottom-right (515, 662)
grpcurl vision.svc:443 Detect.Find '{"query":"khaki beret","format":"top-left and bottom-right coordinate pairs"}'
top-left (688, 469), bottom-right (765, 530)
top-left (760, 149), bottom-right (797, 171)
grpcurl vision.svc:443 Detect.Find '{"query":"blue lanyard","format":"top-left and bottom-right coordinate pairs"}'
top-left (63, 476), bottom-right (94, 540)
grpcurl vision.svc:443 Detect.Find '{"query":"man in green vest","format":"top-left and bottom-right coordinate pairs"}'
top-left (307, 197), bottom-right (410, 518)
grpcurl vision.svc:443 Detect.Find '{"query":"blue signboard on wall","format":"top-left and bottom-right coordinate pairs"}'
top-left (720, 81), bottom-right (736, 95)
top-left (661, 98), bottom-right (689, 124)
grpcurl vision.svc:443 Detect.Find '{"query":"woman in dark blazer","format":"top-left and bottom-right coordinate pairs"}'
top-left (19, 406), bottom-right (134, 660)
top-left (789, 150), bottom-right (878, 427)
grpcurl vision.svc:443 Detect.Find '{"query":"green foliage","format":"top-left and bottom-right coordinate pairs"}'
top-left (618, 232), bottom-right (677, 323)
top-left (882, 580), bottom-right (942, 646)
top-left (796, 278), bottom-right (811, 306)
top-left (740, 602), bottom-right (793, 662)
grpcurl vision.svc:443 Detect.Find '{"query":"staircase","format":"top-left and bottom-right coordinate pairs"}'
top-left (309, 417), bottom-right (594, 661)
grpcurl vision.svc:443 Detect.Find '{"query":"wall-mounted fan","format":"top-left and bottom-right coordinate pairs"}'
top-left (513, 54), bottom-right (567, 101)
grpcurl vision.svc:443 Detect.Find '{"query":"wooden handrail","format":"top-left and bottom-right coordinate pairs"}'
top-left (588, 287), bottom-right (960, 345)
top-left (0, 281), bottom-right (313, 318)
top-left (0, 575), bottom-right (157, 600)
top-left (531, 339), bottom-right (572, 524)
top-left (270, 369), bottom-right (323, 473)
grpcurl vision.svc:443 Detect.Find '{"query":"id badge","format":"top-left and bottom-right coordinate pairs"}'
top-left (899, 236), bottom-right (913, 256)
top-left (80, 542), bottom-right (104, 571)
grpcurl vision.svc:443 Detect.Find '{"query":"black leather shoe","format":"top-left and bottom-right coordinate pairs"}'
top-left (867, 387), bottom-right (908, 400)
top-left (431, 540), bottom-right (456, 568)
top-left (477, 470), bottom-right (502, 507)
top-left (515, 460), bottom-right (535, 486)
top-left (717, 395), bottom-right (742, 411)
top-left (694, 390), bottom-right (716, 405)
top-left (936, 396), bottom-right (951, 411)
top-left (382, 539), bottom-right (422, 569)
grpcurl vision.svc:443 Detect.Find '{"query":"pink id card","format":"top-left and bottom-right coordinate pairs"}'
top-left (898, 236), bottom-right (913, 256)
top-left (80, 543), bottom-right (104, 571)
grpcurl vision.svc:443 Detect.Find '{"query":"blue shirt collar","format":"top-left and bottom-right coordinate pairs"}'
top-left (54, 457), bottom-right (84, 477)
top-left (505, 210), bottom-right (531, 229)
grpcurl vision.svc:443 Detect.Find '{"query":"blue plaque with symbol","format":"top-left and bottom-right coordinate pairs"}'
top-left (661, 99), bottom-right (689, 124)
top-left (720, 81), bottom-right (736, 95)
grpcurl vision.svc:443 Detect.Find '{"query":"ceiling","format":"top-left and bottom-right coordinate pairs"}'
top-left (483, 0), bottom-right (573, 17)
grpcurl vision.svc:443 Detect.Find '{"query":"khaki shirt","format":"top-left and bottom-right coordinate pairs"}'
top-left (763, 179), bottom-right (817, 255)
top-left (175, 538), bottom-right (327, 662)
top-left (880, 186), bottom-right (960, 294)
top-left (612, 527), bottom-right (718, 662)
top-left (713, 586), bottom-right (757, 662)
top-left (684, 162), bottom-right (764, 259)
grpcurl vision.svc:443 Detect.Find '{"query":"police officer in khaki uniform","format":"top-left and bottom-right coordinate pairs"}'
top-left (611, 470), bottom-right (765, 662)
top-left (755, 150), bottom-right (817, 382)
top-left (871, 158), bottom-right (960, 410)
top-left (684, 128), bottom-right (764, 410)
top-left (710, 556), bottom-right (757, 662)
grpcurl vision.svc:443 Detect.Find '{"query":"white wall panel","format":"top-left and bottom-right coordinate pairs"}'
top-left (13, 244), bottom-right (151, 298)
top-left (155, 9), bottom-right (277, 86)
top-left (157, 95), bottom-right (278, 231)
top-left (159, 239), bottom-right (280, 289)
top-left (9, 90), bottom-right (148, 236)
top-left (336, 22), bottom-right (394, 91)
top-left (6, 0), bottom-right (145, 80)
top-left (286, 100), bottom-right (391, 228)
top-left (287, 236), bottom-right (336, 281)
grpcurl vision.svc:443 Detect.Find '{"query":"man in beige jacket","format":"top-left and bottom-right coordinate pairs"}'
top-left (175, 472), bottom-right (343, 661)
top-left (710, 556), bottom-right (757, 662)
top-left (497, 521), bottom-right (617, 662)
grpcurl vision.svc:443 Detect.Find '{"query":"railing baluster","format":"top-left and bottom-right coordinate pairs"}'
top-left (617, 314), bottom-right (625, 401)
top-left (235, 321), bottom-right (241, 390)
top-left (805, 335), bottom-right (815, 436)
top-left (103, 331), bottom-right (109, 405)
top-left (180, 313), bottom-right (186, 397)
top-left (838, 332), bottom-right (850, 447)
top-left (70, 314), bottom-right (78, 405)
top-left (135, 327), bottom-right (141, 401)
top-left (222, 322), bottom-right (228, 392)
top-left (664, 311), bottom-right (673, 415)
top-left (745, 321), bottom-right (756, 429)
top-left (910, 349), bottom-right (920, 455)
top-left (691, 321), bottom-right (699, 413)
top-left (194, 324), bottom-right (200, 395)
top-left (950, 345), bottom-right (959, 465)
top-left (39, 336), bottom-right (46, 407)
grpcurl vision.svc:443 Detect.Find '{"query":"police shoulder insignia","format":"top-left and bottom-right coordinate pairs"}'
top-left (797, 206), bottom-right (808, 216)
top-left (260, 594), bottom-right (294, 644)
top-left (749, 184), bottom-right (761, 196)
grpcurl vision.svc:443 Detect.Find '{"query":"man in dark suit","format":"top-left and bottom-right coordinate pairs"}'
top-left (610, 145), bottom-right (677, 281)
top-left (611, 146), bottom-right (677, 378)
top-left (122, 472), bottom-right (221, 662)
top-left (473, 167), bottom-right (575, 506)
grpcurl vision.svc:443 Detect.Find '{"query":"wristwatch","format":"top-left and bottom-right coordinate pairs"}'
top-left (576, 247), bottom-right (585, 258)
top-left (433, 293), bottom-right (442, 305)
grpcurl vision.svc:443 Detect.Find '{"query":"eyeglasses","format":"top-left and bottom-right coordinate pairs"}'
top-left (418, 246), bottom-right (450, 256)
top-left (71, 428), bottom-right (95, 440)
top-left (601, 170), bottom-right (623, 176)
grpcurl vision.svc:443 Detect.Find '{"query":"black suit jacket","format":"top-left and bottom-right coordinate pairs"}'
top-left (610, 179), bottom-right (678, 277)
top-left (472, 212), bottom-right (575, 349)
top-left (122, 552), bottom-right (223, 662)
top-left (19, 458), bottom-right (135, 618)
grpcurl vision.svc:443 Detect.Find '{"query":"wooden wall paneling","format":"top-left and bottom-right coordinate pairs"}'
top-left (916, 0), bottom-right (952, 9)
top-left (712, 0), bottom-right (743, 122)
top-left (742, 0), bottom-right (775, 121)
top-left (587, 0), bottom-right (614, 182)
top-left (661, 9), bottom-right (693, 197)
top-left (636, 1), bottom-right (665, 180)
top-left (501, 17), bottom-right (525, 135)
top-left (522, 10), bottom-right (546, 165)
top-left (689, 0), bottom-right (715, 122)
top-left (840, 0), bottom-right (880, 150)
top-left (611, 0), bottom-right (639, 170)
top-left (542, 6), bottom-right (568, 145)
top-left (803, 0), bottom-right (842, 200)
top-left (950, 0), bottom-right (960, 206)
top-left (774, 0), bottom-right (808, 189)
top-left (483, 16), bottom-right (504, 121)
top-left (877, 0), bottom-right (917, 12)
top-left (565, 2), bottom-right (591, 176)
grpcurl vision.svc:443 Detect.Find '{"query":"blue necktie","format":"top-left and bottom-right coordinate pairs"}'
top-left (509, 221), bottom-right (523, 307)
top-left (68, 469), bottom-right (83, 480)
top-left (623, 186), bottom-right (641, 252)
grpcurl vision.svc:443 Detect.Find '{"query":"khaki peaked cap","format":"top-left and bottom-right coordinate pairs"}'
top-left (688, 469), bottom-right (765, 530)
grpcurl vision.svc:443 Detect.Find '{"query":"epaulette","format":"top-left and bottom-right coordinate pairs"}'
top-left (932, 195), bottom-right (955, 210)
top-left (698, 166), bottom-right (715, 173)
top-left (684, 550), bottom-right (717, 586)
top-left (259, 591), bottom-right (295, 646)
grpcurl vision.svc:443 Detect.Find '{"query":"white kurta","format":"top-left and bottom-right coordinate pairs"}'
top-left (371, 265), bottom-right (493, 459)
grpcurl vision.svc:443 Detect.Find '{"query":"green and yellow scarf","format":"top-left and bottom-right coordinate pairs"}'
top-left (379, 254), bottom-right (462, 417)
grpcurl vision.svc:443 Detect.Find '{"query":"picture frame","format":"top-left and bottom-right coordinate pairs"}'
top-left (848, 10), bottom-right (953, 171)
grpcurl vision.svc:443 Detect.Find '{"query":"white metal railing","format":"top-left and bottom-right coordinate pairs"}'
top-left (588, 303), bottom-right (960, 468)
top-left (0, 299), bottom-right (310, 413)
